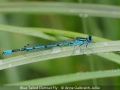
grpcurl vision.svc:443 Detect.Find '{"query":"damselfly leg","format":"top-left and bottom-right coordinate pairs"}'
top-left (86, 43), bottom-right (94, 54)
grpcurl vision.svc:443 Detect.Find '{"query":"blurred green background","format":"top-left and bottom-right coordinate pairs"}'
top-left (0, 0), bottom-right (120, 88)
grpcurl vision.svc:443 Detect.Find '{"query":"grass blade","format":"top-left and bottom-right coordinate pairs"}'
top-left (1, 40), bottom-right (120, 70)
top-left (8, 69), bottom-right (120, 85)
top-left (0, 2), bottom-right (120, 18)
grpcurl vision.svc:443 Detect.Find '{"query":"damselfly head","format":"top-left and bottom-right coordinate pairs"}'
top-left (87, 35), bottom-right (92, 42)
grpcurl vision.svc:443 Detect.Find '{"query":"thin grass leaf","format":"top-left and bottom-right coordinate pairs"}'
top-left (7, 69), bottom-right (120, 85)
top-left (0, 25), bottom-right (57, 41)
top-left (0, 2), bottom-right (120, 18)
top-left (0, 24), bottom-right (109, 42)
top-left (1, 40), bottom-right (120, 70)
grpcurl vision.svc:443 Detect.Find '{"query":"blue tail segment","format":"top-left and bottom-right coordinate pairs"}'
top-left (2, 35), bottom-right (92, 55)
top-left (2, 50), bottom-right (13, 55)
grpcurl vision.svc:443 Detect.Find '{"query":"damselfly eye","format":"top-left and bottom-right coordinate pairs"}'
top-left (88, 36), bottom-right (92, 41)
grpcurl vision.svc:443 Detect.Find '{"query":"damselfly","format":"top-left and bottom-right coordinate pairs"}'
top-left (2, 35), bottom-right (92, 55)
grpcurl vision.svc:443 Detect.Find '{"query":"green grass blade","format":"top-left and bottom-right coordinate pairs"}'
top-left (0, 2), bottom-right (120, 18)
top-left (1, 40), bottom-right (120, 70)
top-left (0, 24), bottom-right (109, 42)
top-left (7, 69), bottom-right (120, 85)
top-left (0, 25), bottom-right (57, 41)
